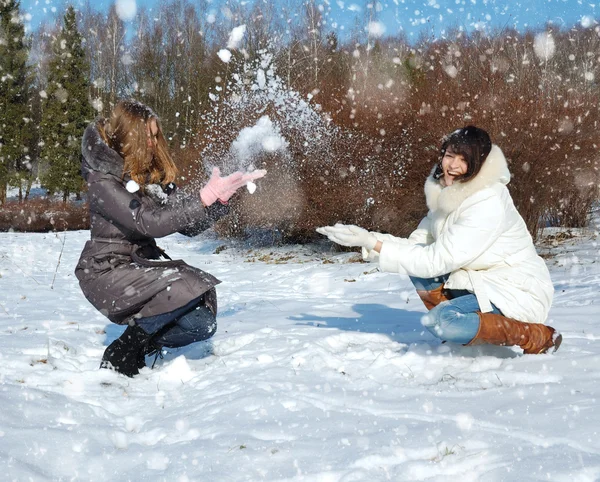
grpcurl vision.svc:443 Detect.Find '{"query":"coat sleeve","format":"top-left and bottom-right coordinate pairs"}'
top-left (89, 176), bottom-right (210, 238)
top-left (407, 213), bottom-right (434, 245)
top-left (361, 214), bottom-right (433, 261)
top-left (378, 190), bottom-right (506, 278)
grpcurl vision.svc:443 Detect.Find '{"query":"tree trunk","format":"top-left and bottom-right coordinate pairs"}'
top-left (25, 177), bottom-right (32, 200)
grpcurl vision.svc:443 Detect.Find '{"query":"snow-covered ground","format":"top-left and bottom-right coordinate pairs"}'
top-left (1, 218), bottom-right (599, 481)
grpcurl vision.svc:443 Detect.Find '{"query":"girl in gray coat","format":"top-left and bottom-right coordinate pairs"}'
top-left (75, 100), bottom-right (265, 377)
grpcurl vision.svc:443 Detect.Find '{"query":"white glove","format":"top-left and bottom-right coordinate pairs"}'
top-left (316, 224), bottom-right (378, 250)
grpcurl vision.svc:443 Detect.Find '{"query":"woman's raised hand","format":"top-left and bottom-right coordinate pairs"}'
top-left (200, 167), bottom-right (267, 206)
top-left (316, 224), bottom-right (377, 250)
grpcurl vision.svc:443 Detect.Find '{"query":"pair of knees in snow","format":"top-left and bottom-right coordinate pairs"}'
top-left (411, 275), bottom-right (486, 345)
top-left (101, 287), bottom-right (218, 377)
top-left (132, 291), bottom-right (217, 349)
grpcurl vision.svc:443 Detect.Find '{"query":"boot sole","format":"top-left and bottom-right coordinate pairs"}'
top-left (538, 333), bottom-right (563, 354)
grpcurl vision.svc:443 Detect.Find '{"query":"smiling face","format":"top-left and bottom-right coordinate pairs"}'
top-left (441, 146), bottom-right (468, 186)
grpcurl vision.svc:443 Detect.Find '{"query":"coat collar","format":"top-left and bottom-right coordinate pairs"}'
top-left (424, 144), bottom-right (510, 214)
top-left (81, 119), bottom-right (124, 181)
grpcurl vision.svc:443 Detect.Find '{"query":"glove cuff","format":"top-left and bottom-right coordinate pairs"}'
top-left (364, 234), bottom-right (378, 251)
top-left (200, 186), bottom-right (218, 207)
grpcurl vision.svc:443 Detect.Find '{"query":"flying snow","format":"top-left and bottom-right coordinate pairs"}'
top-left (230, 116), bottom-right (288, 165)
top-left (115, 0), bottom-right (137, 22)
top-left (367, 21), bottom-right (386, 38)
top-left (256, 69), bottom-right (267, 89)
top-left (92, 98), bottom-right (103, 112)
top-left (227, 25), bottom-right (246, 50)
top-left (581, 16), bottom-right (594, 28)
top-left (444, 65), bottom-right (458, 78)
top-left (217, 49), bottom-right (232, 63)
top-left (533, 32), bottom-right (556, 61)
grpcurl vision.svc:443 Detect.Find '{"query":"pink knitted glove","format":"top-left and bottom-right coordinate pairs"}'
top-left (200, 167), bottom-right (267, 206)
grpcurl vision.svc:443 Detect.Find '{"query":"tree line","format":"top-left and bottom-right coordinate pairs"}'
top-left (0, 0), bottom-right (598, 239)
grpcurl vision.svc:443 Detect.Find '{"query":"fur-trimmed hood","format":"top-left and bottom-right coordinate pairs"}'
top-left (81, 119), bottom-right (124, 181)
top-left (424, 144), bottom-right (511, 214)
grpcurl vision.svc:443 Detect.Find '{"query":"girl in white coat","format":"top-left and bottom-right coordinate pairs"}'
top-left (318, 126), bottom-right (561, 354)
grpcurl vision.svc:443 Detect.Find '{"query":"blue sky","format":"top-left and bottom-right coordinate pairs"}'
top-left (19, 0), bottom-right (598, 40)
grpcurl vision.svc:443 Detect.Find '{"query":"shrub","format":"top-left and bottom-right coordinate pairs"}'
top-left (0, 199), bottom-right (89, 232)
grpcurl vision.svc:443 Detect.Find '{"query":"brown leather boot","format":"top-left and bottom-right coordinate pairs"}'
top-left (416, 285), bottom-right (450, 310)
top-left (468, 312), bottom-right (562, 354)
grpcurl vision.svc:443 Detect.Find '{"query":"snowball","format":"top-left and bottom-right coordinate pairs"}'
top-left (121, 53), bottom-right (133, 66)
top-left (110, 431), bottom-right (129, 449)
top-left (256, 69), bottom-right (266, 89)
top-left (533, 32), bottom-right (555, 61)
top-left (158, 356), bottom-right (195, 384)
top-left (444, 65), bottom-right (458, 78)
top-left (231, 116), bottom-right (288, 164)
top-left (227, 25), bottom-right (246, 49)
top-left (455, 412), bottom-right (474, 430)
top-left (115, 0), bottom-right (137, 22)
top-left (581, 16), bottom-right (594, 28)
top-left (367, 21), bottom-right (386, 38)
top-left (126, 180), bottom-right (140, 193)
top-left (218, 49), bottom-right (232, 63)
top-left (92, 98), bottom-right (103, 112)
top-left (246, 181), bottom-right (257, 194)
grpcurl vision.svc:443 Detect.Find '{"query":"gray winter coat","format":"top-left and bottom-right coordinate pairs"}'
top-left (75, 121), bottom-right (222, 325)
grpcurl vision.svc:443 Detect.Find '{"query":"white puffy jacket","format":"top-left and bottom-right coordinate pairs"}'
top-left (363, 145), bottom-right (554, 324)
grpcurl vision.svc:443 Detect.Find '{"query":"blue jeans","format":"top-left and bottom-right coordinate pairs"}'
top-left (410, 275), bottom-right (502, 344)
top-left (135, 296), bottom-right (217, 348)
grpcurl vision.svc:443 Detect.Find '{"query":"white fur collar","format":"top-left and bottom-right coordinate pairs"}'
top-left (424, 144), bottom-right (510, 214)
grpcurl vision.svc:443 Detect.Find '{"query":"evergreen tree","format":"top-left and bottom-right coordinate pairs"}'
top-left (0, 0), bottom-right (34, 204)
top-left (40, 5), bottom-right (94, 202)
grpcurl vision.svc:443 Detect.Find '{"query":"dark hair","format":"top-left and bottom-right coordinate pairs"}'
top-left (433, 126), bottom-right (492, 182)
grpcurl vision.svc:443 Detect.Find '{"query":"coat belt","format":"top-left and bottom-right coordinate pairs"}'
top-left (466, 270), bottom-right (493, 313)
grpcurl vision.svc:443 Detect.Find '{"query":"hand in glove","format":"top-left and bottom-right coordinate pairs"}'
top-left (316, 224), bottom-right (378, 250)
top-left (200, 167), bottom-right (267, 206)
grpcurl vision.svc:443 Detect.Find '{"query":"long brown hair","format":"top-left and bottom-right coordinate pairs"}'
top-left (97, 99), bottom-right (178, 186)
